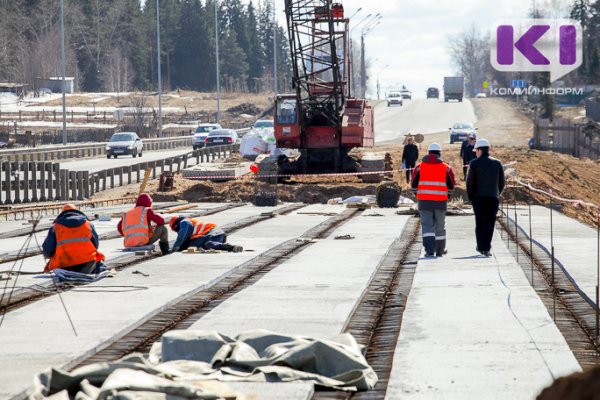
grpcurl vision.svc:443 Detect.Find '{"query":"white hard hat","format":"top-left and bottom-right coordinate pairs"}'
top-left (474, 138), bottom-right (490, 149)
top-left (427, 142), bottom-right (442, 152)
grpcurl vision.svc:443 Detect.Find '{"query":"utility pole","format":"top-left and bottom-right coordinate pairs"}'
top-left (359, 14), bottom-right (381, 99)
top-left (215, 0), bottom-right (221, 123)
top-left (360, 34), bottom-right (366, 98)
top-left (156, 0), bottom-right (163, 138)
top-left (60, 0), bottom-right (66, 145)
top-left (377, 65), bottom-right (389, 100)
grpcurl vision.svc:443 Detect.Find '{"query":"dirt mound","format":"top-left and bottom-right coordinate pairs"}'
top-left (226, 103), bottom-right (262, 115)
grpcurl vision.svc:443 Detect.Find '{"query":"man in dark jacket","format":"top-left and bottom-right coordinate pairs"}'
top-left (118, 193), bottom-right (169, 254)
top-left (466, 139), bottom-right (505, 257)
top-left (402, 134), bottom-right (419, 184)
top-left (411, 143), bottom-right (456, 257)
top-left (459, 133), bottom-right (477, 180)
top-left (42, 204), bottom-right (105, 273)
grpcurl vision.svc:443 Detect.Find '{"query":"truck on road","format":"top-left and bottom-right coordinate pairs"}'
top-left (443, 76), bottom-right (464, 102)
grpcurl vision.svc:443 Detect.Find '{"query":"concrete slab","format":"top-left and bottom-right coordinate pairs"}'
top-left (0, 204), bottom-right (341, 399)
top-left (0, 203), bottom-right (292, 301)
top-left (385, 216), bottom-right (581, 400)
top-left (225, 382), bottom-right (314, 400)
top-left (507, 205), bottom-right (599, 306)
top-left (182, 162), bottom-right (251, 180)
top-left (185, 209), bottom-right (409, 338)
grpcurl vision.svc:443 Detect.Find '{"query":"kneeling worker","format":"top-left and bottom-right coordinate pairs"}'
top-left (42, 204), bottom-right (105, 273)
top-left (169, 217), bottom-right (243, 253)
top-left (119, 193), bottom-right (169, 255)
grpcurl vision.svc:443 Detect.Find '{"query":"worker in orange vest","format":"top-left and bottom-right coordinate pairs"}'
top-left (42, 204), bottom-right (106, 273)
top-left (169, 216), bottom-right (243, 253)
top-left (411, 143), bottom-right (456, 258)
top-left (118, 193), bottom-right (170, 255)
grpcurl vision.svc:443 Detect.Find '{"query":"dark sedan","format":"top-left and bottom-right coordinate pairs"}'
top-left (204, 129), bottom-right (238, 147)
top-left (427, 87), bottom-right (439, 99)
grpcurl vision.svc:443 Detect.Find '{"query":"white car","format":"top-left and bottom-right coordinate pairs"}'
top-left (386, 92), bottom-right (403, 107)
top-left (192, 123), bottom-right (222, 150)
top-left (475, 92), bottom-right (487, 98)
top-left (106, 132), bottom-right (143, 158)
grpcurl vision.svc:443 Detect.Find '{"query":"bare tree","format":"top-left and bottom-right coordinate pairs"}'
top-left (448, 24), bottom-right (491, 97)
top-left (129, 93), bottom-right (152, 137)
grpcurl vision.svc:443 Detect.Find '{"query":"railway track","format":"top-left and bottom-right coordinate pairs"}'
top-left (0, 203), bottom-right (300, 315)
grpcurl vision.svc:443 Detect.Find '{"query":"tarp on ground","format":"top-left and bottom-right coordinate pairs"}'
top-left (27, 330), bottom-right (377, 399)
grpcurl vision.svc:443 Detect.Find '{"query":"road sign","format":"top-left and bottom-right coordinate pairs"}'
top-left (511, 79), bottom-right (526, 88)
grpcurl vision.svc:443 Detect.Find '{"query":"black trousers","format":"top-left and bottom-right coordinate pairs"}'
top-left (405, 161), bottom-right (416, 183)
top-left (472, 197), bottom-right (499, 252)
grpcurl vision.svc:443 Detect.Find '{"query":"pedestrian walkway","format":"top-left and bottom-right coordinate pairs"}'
top-left (385, 215), bottom-right (581, 400)
top-left (0, 204), bottom-right (340, 399)
top-left (506, 205), bottom-right (599, 305)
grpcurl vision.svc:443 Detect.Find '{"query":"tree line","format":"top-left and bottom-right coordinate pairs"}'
top-left (0, 0), bottom-right (292, 93)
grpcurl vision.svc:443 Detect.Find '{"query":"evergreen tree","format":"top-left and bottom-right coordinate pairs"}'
top-left (246, 1), bottom-right (264, 92)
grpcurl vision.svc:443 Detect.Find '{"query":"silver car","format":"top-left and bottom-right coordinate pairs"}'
top-left (193, 123), bottom-right (222, 150)
top-left (204, 129), bottom-right (238, 147)
top-left (106, 132), bottom-right (143, 158)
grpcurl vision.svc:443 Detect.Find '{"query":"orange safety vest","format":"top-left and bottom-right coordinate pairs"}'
top-left (122, 206), bottom-right (152, 247)
top-left (46, 221), bottom-right (104, 271)
top-left (416, 162), bottom-right (449, 201)
top-left (189, 218), bottom-right (217, 239)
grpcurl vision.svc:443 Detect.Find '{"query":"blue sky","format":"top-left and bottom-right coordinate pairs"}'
top-left (270, 0), bottom-right (572, 98)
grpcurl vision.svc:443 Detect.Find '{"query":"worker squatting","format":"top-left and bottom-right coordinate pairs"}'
top-left (42, 193), bottom-right (243, 275)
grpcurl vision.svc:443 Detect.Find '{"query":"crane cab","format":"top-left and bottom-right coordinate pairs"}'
top-left (274, 94), bottom-right (301, 149)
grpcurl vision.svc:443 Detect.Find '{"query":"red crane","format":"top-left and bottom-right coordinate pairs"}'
top-left (273, 0), bottom-right (374, 173)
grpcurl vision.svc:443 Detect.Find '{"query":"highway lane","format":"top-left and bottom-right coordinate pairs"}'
top-left (59, 148), bottom-right (195, 172)
top-left (374, 98), bottom-right (477, 144)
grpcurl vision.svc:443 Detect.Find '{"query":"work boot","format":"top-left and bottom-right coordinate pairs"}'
top-left (159, 241), bottom-right (170, 255)
top-left (435, 240), bottom-right (447, 257)
top-left (220, 243), bottom-right (243, 253)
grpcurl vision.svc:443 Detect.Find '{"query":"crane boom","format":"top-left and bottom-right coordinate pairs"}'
top-left (273, 0), bottom-right (374, 173)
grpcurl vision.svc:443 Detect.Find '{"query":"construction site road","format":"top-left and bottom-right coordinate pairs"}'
top-left (374, 98), bottom-right (477, 143)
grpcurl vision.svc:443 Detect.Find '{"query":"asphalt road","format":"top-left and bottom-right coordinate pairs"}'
top-left (60, 148), bottom-right (195, 172)
top-left (374, 98), bottom-right (477, 144)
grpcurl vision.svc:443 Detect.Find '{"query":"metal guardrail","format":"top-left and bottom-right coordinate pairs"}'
top-left (0, 128), bottom-right (251, 162)
top-left (0, 144), bottom-right (238, 205)
top-left (0, 136), bottom-right (193, 162)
